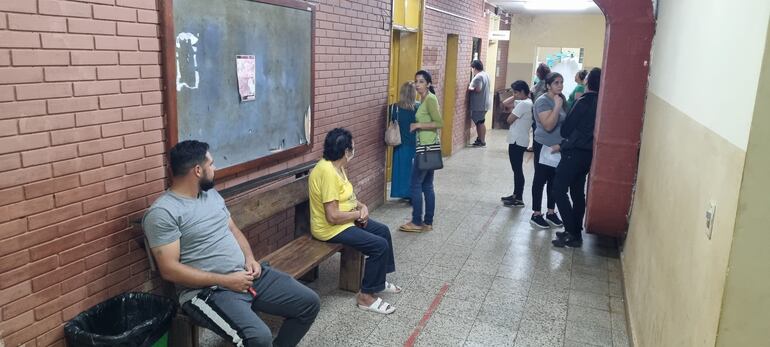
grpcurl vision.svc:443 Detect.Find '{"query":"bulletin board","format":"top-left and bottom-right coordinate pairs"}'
top-left (161, 0), bottom-right (315, 179)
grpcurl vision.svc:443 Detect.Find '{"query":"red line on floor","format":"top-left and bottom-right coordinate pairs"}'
top-left (403, 283), bottom-right (450, 347)
top-left (481, 205), bottom-right (501, 232)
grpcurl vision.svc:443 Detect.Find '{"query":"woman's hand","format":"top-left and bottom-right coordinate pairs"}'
top-left (357, 205), bottom-right (369, 223)
top-left (554, 95), bottom-right (564, 109)
top-left (410, 123), bottom-right (420, 132)
top-left (551, 144), bottom-right (561, 153)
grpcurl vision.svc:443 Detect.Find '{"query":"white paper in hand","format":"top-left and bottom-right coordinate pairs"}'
top-left (538, 147), bottom-right (561, 168)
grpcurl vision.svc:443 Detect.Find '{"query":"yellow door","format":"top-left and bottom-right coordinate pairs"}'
top-left (441, 34), bottom-right (458, 156)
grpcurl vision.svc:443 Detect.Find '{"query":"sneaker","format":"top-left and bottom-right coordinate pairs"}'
top-left (503, 199), bottom-right (525, 208)
top-left (546, 213), bottom-right (563, 227)
top-left (530, 214), bottom-right (550, 229)
top-left (555, 231), bottom-right (569, 240)
top-left (552, 236), bottom-right (583, 248)
top-left (471, 141), bottom-right (486, 147)
top-left (500, 195), bottom-right (514, 202)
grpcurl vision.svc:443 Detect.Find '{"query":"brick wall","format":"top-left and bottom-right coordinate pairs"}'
top-left (422, 0), bottom-right (489, 152)
top-left (0, 0), bottom-right (391, 345)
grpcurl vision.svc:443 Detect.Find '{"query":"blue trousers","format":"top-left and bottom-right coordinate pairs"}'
top-left (410, 159), bottom-right (435, 225)
top-left (328, 219), bottom-right (395, 294)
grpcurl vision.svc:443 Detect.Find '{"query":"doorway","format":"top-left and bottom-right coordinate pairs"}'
top-left (441, 34), bottom-right (459, 156)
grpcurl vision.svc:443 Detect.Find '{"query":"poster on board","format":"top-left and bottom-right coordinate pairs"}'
top-left (236, 55), bottom-right (256, 101)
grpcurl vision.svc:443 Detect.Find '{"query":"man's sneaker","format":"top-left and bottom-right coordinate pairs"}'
top-left (501, 195), bottom-right (515, 202)
top-left (504, 199), bottom-right (525, 208)
top-left (552, 236), bottom-right (583, 248)
top-left (471, 141), bottom-right (486, 147)
top-left (530, 214), bottom-right (550, 229)
top-left (546, 213), bottom-right (563, 227)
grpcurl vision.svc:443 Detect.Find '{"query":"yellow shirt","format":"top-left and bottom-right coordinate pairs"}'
top-left (308, 159), bottom-right (357, 241)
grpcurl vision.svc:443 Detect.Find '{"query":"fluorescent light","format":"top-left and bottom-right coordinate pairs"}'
top-left (524, 0), bottom-right (595, 11)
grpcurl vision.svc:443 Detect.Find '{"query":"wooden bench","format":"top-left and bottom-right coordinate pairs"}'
top-left (140, 163), bottom-right (363, 346)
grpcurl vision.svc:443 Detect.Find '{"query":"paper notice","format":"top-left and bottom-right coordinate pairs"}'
top-left (236, 55), bottom-right (256, 102)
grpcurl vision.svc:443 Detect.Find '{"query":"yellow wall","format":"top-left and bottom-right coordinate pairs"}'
top-left (622, 0), bottom-right (770, 346)
top-left (505, 14), bottom-right (605, 85)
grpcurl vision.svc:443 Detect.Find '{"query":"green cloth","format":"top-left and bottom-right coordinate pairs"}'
top-left (414, 93), bottom-right (443, 145)
top-left (567, 84), bottom-right (586, 110)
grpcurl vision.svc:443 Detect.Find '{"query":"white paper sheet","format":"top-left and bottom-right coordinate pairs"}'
top-left (538, 146), bottom-right (562, 168)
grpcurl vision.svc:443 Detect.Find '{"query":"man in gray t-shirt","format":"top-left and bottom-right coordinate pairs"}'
top-left (468, 60), bottom-right (491, 147)
top-left (142, 140), bottom-right (319, 347)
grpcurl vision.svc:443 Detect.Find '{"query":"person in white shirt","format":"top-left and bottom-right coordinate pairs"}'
top-left (500, 80), bottom-right (534, 207)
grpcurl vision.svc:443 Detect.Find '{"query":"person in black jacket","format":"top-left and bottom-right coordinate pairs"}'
top-left (551, 67), bottom-right (601, 248)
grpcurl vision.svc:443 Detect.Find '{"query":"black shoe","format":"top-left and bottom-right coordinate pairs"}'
top-left (552, 236), bottom-right (583, 248)
top-left (471, 141), bottom-right (486, 147)
top-left (503, 199), bottom-right (525, 208)
top-left (530, 214), bottom-right (550, 229)
top-left (555, 231), bottom-right (569, 240)
top-left (546, 213), bottom-right (563, 227)
top-left (501, 195), bottom-right (514, 202)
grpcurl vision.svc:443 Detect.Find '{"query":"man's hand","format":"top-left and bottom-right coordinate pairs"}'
top-left (358, 204), bottom-right (369, 223)
top-left (244, 258), bottom-right (262, 279)
top-left (221, 271), bottom-right (254, 293)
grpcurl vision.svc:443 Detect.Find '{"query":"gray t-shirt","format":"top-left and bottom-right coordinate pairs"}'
top-left (469, 71), bottom-right (490, 111)
top-left (142, 189), bottom-right (245, 303)
top-left (533, 94), bottom-right (567, 146)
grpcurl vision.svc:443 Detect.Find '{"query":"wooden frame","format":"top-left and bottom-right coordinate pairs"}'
top-left (160, 0), bottom-right (316, 180)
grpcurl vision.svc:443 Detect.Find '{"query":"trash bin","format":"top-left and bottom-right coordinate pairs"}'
top-left (64, 292), bottom-right (177, 347)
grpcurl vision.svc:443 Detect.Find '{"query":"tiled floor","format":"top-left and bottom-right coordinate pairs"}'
top-left (202, 130), bottom-right (629, 347)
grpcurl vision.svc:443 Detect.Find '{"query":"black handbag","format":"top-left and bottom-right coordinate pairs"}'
top-left (415, 131), bottom-right (443, 170)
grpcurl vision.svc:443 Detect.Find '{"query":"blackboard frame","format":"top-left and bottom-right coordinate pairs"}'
top-left (160, 0), bottom-right (316, 180)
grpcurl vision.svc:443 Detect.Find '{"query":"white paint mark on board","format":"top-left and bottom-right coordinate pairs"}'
top-left (176, 32), bottom-right (200, 91)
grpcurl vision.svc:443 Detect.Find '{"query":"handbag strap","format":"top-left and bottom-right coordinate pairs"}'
top-left (390, 104), bottom-right (398, 122)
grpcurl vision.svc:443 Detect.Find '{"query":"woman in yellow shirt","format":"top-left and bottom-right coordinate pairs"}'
top-left (308, 128), bottom-right (401, 315)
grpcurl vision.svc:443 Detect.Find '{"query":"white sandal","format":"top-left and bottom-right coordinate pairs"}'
top-left (381, 282), bottom-right (403, 294)
top-left (357, 297), bottom-right (396, 315)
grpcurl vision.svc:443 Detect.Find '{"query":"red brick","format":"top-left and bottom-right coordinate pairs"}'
top-left (80, 163), bottom-right (125, 185)
top-left (41, 33), bottom-right (94, 50)
top-left (8, 14), bottom-right (67, 32)
top-left (118, 51), bottom-right (159, 65)
top-left (0, 100), bottom-right (48, 122)
top-left (0, 132), bottom-right (50, 155)
top-left (143, 116), bottom-right (163, 131)
top-left (96, 65), bottom-right (139, 80)
top-left (0, 311), bottom-right (34, 341)
top-left (61, 288), bottom-right (108, 321)
top-left (101, 119), bottom-right (143, 137)
top-left (94, 35), bottom-right (138, 51)
top-left (28, 203), bottom-right (82, 230)
top-left (44, 66), bottom-right (97, 82)
top-left (16, 82), bottom-right (73, 101)
top-left (0, 255), bottom-right (58, 289)
top-left (83, 218), bottom-right (127, 243)
top-left (82, 189), bottom-right (127, 214)
top-left (0, 12), bottom-right (4, 29)
top-left (35, 286), bottom-right (87, 319)
top-left (19, 114), bottom-right (75, 135)
top-left (140, 65), bottom-right (160, 78)
top-left (39, 0), bottom-right (93, 18)
top-left (85, 241), bottom-right (130, 270)
top-left (0, 281), bottom-right (31, 308)
top-left (48, 97), bottom-right (98, 115)
top-left (0, 118), bottom-right (17, 135)
top-left (99, 92), bottom-right (141, 109)
top-left (68, 18), bottom-right (117, 35)
top-left (0, 249), bottom-right (29, 275)
top-left (106, 249), bottom-right (144, 273)
top-left (28, 231), bottom-right (84, 262)
top-left (21, 144), bottom-right (78, 167)
top-left (117, 22), bottom-right (157, 37)
top-left (51, 154), bottom-right (102, 176)
top-left (2, 285), bottom-right (60, 320)
top-left (70, 51), bottom-right (119, 65)
top-left (141, 90), bottom-right (162, 104)
top-left (0, 0), bottom-right (37, 13)
top-left (23, 174), bottom-right (79, 199)
top-left (31, 260), bottom-right (84, 292)
top-left (145, 166), bottom-right (165, 181)
top-left (0, 31), bottom-right (41, 48)
top-left (60, 263), bottom-right (105, 293)
top-left (0, 153), bottom-right (22, 173)
top-left (0, 67), bottom-right (44, 84)
top-left (57, 210), bottom-right (106, 236)
top-left (122, 104), bottom-right (161, 120)
top-left (0, 219), bottom-right (27, 240)
top-left (0, 226), bottom-right (58, 259)
top-left (105, 172), bottom-right (144, 192)
top-left (78, 136), bottom-right (124, 156)
top-left (103, 145), bottom-right (143, 166)
top-left (11, 49), bottom-right (69, 66)
top-left (125, 154), bottom-right (162, 174)
top-left (137, 9), bottom-right (158, 23)
top-left (138, 37), bottom-right (160, 51)
top-left (94, 4), bottom-right (138, 22)
top-left (106, 197), bottom-right (145, 219)
top-left (124, 129), bottom-right (161, 147)
top-left (88, 263), bottom-right (129, 294)
top-left (73, 80), bottom-right (121, 97)
top-left (0, 186), bottom-right (24, 207)
top-left (0, 85), bottom-right (13, 102)
top-left (116, 0), bottom-right (156, 10)
top-left (121, 78), bottom-right (160, 93)
top-left (39, 331), bottom-right (66, 347)
top-left (0, 49), bottom-right (10, 65)
top-left (4, 311), bottom-right (62, 347)
top-left (126, 179), bottom-right (163, 200)
top-left (54, 183), bottom-right (105, 207)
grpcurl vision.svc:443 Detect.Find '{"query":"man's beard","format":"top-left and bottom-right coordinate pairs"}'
top-left (199, 177), bottom-right (215, 191)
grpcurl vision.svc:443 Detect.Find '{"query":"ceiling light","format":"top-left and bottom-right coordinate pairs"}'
top-left (523, 0), bottom-right (595, 11)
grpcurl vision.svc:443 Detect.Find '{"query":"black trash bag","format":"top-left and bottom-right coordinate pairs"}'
top-left (64, 292), bottom-right (177, 347)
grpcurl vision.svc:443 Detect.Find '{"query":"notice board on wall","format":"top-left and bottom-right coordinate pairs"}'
top-left (163, 0), bottom-right (314, 178)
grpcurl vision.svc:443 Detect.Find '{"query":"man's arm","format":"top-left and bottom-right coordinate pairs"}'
top-left (151, 241), bottom-right (253, 292)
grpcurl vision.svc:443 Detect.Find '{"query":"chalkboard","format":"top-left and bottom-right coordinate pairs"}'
top-left (163, 0), bottom-right (314, 178)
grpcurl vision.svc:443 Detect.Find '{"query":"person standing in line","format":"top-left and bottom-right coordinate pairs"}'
top-left (530, 72), bottom-right (567, 229)
top-left (468, 60), bottom-right (491, 147)
top-left (527, 63), bottom-right (552, 152)
top-left (389, 82), bottom-right (419, 201)
top-left (399, 70), bottom-right (443, 233)
top-left (567, 69), bottom-right (588, 111)
top-left (552, 68), bottom-right (602, 248)
top-left (500, 80), bottom-right (533, 208)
